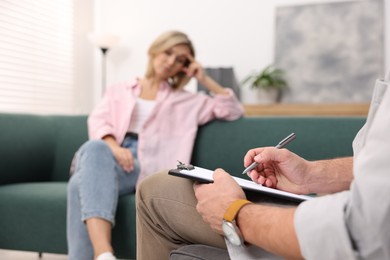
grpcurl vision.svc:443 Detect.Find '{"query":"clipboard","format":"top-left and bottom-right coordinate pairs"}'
top-left (169, 161), bottom-right (313, 203)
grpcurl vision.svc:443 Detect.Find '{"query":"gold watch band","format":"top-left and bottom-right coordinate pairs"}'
top-left (223, 199), bottom-right (252, 222)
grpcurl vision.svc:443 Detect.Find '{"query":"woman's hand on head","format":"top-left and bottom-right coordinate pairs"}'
top-left (182, 54), bottom-right (206, 82)
top-left (182, 54), bottom-right (229, 95)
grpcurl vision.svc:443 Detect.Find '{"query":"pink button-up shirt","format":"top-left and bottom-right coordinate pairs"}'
top-left (88, 79), bottom-right (244, 184)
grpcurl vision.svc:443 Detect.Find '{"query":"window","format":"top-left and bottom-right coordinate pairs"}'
top-left (0, 0), bottom-right (75, 114)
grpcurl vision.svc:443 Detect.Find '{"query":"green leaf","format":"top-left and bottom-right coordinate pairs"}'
top-left (241, 64), bottom-right (288, 90)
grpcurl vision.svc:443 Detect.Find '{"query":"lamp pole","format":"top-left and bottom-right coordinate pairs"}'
top-left (100, 47), bottom-right (108, 95)
top-left (88, 33), bottom-right (119, 96)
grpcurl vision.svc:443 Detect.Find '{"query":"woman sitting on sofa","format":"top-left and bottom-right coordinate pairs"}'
top-left (67, 30), bottom-right (244, 260)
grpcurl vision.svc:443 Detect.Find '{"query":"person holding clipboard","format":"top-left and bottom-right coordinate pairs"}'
top-left (136, 71), bottom-right (390, 260)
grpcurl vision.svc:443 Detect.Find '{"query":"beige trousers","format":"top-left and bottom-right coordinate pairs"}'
top-left (136, 171), bottom-right (226, 260)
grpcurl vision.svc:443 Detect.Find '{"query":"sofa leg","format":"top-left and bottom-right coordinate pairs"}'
top-left (38, 252), bottom-right (42, 258)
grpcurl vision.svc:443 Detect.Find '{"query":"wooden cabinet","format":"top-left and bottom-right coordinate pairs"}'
top-left (244, 103), bottom-right (369, 117)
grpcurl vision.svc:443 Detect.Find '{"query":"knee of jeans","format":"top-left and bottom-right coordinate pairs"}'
top-left (79, 140), bottom-right (111, 157)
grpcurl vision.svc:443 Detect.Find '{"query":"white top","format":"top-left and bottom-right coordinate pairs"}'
top-left (127, 98), bottom-right (156, 134)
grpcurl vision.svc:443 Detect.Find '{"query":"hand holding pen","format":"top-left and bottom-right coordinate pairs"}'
top-left (242, 133), bottom-right (296, 175)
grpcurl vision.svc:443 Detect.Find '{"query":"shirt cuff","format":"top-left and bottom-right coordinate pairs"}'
top-left (294, 191), bottom-right (357, 259)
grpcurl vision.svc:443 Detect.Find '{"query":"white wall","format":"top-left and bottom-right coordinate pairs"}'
top-left (86, 0), bottom-right (389, 107)
top-left (74, 0), bottom-right (95, 114)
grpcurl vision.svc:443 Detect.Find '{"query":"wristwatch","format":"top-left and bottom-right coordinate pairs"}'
top-left (222, 199), bottom-right (252, 246)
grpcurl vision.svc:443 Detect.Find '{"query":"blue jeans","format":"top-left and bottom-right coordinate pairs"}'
top-left (67, 137), bottom-right (139, 260)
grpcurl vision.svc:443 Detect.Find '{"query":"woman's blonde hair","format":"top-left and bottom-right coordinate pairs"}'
top-left (145, 31), bottom-right (195, 90)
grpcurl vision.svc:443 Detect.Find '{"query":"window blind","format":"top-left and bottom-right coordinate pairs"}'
top-left (0, 0), bottom-right (75, 114)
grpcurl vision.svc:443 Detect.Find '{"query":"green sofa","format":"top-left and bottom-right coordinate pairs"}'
top-left (0, 113), bottom-right (366, 259)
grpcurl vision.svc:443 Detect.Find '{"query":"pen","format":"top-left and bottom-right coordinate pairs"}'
top-left (242, 133), bottom-right (296, 175)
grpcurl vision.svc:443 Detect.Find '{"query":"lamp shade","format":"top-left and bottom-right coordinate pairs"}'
top-left (88, 33), bottom-right (120, 49)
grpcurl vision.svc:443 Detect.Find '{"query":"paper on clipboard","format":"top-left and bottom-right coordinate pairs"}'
top-left (169, 165), bottom-right (313, 203)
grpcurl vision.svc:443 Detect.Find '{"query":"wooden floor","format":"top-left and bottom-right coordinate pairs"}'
top-left (0, 249), bottom-right (67, 260)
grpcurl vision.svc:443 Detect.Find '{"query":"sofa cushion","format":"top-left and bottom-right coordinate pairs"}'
top-left (0, 182), bottom-right (68, 253)
top-left (0, 114), bottom-right (89, 184)
top-left (192, 117), bottom-right (365, 178)
top-left (0, 114), bottom-right (57, 184)
top-left (0, 181), bottom-right (137, 259)
top-left (48, 115), bottom-right (88, 182)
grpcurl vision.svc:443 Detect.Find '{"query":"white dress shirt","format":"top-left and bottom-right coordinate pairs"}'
top-left (295, 77), bottom-right (390, 259)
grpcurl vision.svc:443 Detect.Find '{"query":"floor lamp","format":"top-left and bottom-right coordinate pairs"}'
top-left (88, 33), bottom-right (120, 95)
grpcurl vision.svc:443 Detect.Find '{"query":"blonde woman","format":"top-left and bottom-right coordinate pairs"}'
top-left (67, 30), bottom-right (243, 260)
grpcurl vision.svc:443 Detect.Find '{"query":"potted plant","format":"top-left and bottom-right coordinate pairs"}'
top-left (242, 64), bottom-right (288, 103)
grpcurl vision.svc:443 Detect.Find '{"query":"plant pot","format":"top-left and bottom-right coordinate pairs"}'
top-left (255, 88), bottom-right (279, 104)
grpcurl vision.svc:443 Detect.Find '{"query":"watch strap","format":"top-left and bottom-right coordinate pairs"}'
top-left (223, 199), bottom-right (252, 222)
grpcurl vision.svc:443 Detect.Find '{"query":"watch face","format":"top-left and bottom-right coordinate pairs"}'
top-left (222, 220), bottom-right (243, 246)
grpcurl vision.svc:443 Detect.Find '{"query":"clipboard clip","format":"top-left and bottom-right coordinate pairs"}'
top-left (177, 161), bottom-right (195, 170)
